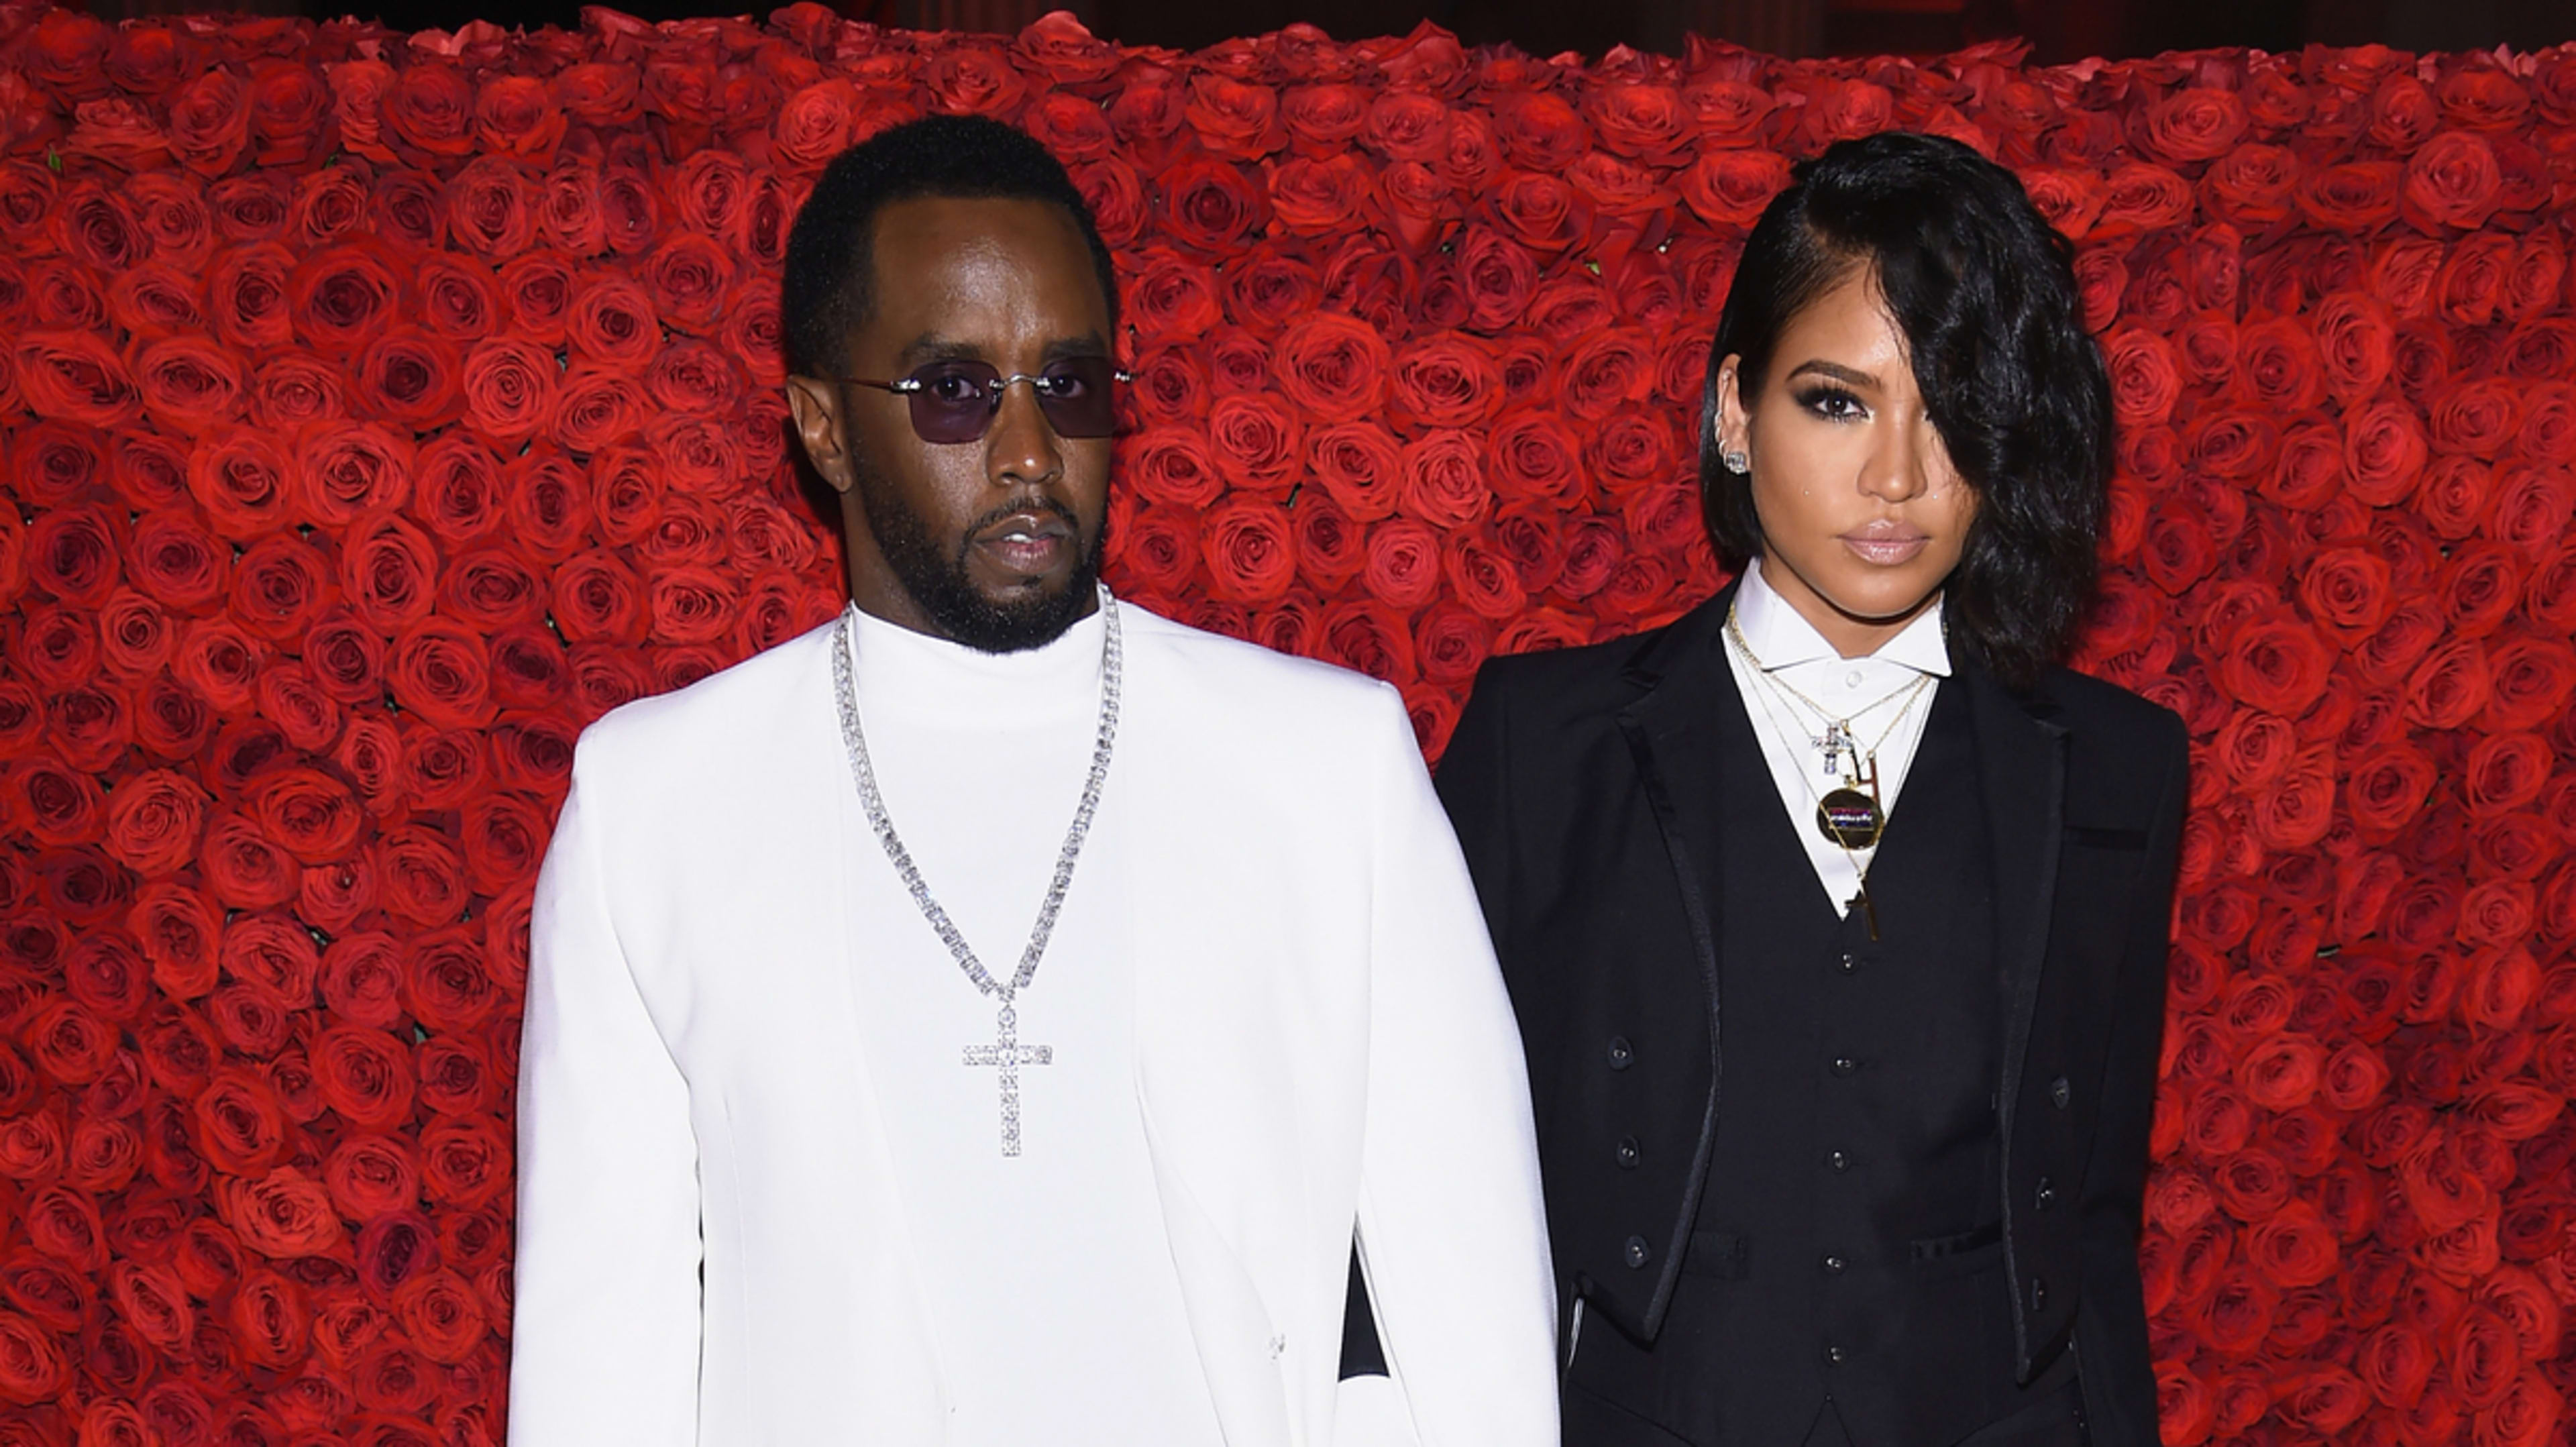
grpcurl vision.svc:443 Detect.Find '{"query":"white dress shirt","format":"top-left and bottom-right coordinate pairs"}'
top-left (1719, 555), bottom-right (1952, 916)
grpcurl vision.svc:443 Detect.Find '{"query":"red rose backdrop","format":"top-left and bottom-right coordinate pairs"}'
top-left (0, 1), bottom-right (2572, 1442)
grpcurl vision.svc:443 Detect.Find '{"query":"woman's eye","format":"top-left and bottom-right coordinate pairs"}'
top-left (1796, 386), bottom-right (1867, 421)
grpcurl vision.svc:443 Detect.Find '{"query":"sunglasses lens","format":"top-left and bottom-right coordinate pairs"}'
top-left (905, 362), bottom-right (1003, 445)
top-left (898, 358), bottom-right (1124, 443)
top-left (1032, 358), bottom-right (1120, 439)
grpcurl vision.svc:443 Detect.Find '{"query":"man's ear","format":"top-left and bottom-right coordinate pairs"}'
top-left (785, 374), bottom-right (855, 496)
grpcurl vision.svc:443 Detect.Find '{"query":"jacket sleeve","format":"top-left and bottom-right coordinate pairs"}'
top-left (1353, 684), bottom-right (1560, 1447)
top-left (2074, 712), bottom-right (2188, 1447)
top-left (508, 761), bottom-right (704, 1446)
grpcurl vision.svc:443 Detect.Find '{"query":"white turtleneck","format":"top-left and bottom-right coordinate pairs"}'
top-left (838, 600), bottom-right (1220, 1444)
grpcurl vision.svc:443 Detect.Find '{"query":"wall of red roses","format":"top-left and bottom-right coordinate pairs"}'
top-left (0, 1), bottom-right (2572, 1443)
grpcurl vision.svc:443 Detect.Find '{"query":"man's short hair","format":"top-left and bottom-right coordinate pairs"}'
top-left (782, 114), bottom-right (1120, 381)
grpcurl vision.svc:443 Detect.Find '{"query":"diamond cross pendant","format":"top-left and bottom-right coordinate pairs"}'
top-left (962, 1002), bottom-right (1053, 1157)
top-left (1817, 720), bottom-right (1856, 780)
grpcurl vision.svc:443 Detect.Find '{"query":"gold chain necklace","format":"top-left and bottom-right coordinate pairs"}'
top-left (1725, 604), bottom-right (1936, 941)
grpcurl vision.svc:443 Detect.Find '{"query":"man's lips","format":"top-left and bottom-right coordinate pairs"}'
top-left (971, 513), bottom-right (1075, 574)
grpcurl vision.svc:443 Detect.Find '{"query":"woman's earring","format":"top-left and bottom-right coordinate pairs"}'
top-left (1722, 448), bottom-right (1750, 474)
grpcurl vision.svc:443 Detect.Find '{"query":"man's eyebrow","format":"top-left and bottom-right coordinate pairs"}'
top-left (892, 335), bottom-right (983, 369)
top-left (1041, 332), bottom-right (1112, 363)
top-left (1783, 360), bottom-right (1880, 389)
top-left (890, 331), bottom-right (1114, 368)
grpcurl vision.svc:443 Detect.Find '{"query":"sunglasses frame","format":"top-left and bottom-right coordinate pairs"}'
top-left (839, 357), bottom-right (1133, 444)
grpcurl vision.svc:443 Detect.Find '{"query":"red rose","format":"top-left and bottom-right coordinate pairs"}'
top-left (218, 1167), bottom-right (345, 1261)
top-left (2194, 144), bottom-right (2300, 228)
top-left (191, 1067), bottom-right (287, 1175)
top-left (376, 825), bottom-right (468, 930)
top-left (1199, 497), bottom-right (1296, 605)
top-left (470, 73), bottom-right (562, 160)
top-left (1558, 327), bottom-right (1653, 420)
top-left (1678, 148), bottom-right (1790, 227)
top-left (1072, 158), bottom-right (1148, 248)
top-left (417, 1116), bottom-right (509, 1209)
top-left (15, 331), bottom-right (140, 429)
top-left (1397, 430), bottom-right (1489, 529)
top-left (922, 43), bottom-right (1026, 121)
top-left (339, 515), bottom-right (439, 632)
top-left (398, 727), bottom-right (490, 812)
top-left (101, 768), bottom-right (205, 877)
top-left (231, 1269), bottom-right (311, 1371)
top-left (639, 231), bottom-right (732, 331)
top-left (1270, 155), bottom-right (1378, 237)
top-left (1360, 518), bottom-right (1441, 607)
top-left (2402, 130), bottom-right (2504, 230)
top-left (320, 932), bottom-right (405, 1030)
top-left (418, 1034), bottom-right (496, 1119)
top-left (393, 1269), bottom-right (488, 1365)
top-left (355, 327), bottom-right (462, 425)
top-left (1442, 531), bottom-right (1526, 621)
top-left (1158, 156), bottom-right (1269, 254)
top-left (771, 80), bottom-right (859, 175)
top-left (551, 366), bottom-right (649, 453)
top-left (1318, 599), bottom-right (1414, 684)
top-left (2287, 160), bottom-right (2402, 233)
top-left (331, 1137), bottom-right (423, 1228)
top-left (1487, 411), bottom-right (1585, 508)
top-left (0, 1309), bottom-right (70, 1407)
top-left (312, 1026), bottom-right (415, 1132)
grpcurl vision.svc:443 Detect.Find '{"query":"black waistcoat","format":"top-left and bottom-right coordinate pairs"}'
top-left (1568, 676), bottom-right (2055, 1446)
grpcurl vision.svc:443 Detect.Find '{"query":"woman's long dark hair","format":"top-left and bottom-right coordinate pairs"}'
top-left (1700, 131), bottom-right (2112, 692)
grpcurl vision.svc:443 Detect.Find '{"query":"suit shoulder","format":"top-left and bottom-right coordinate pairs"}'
top-left (1468, 617), bottom-right (1675, 715)
top-left (572, 618), bottom-right (838, 777)
top-left (2042, 666), bottom-right (2188, 758)
top-left (1122, 601), bottom-right (1401, 722)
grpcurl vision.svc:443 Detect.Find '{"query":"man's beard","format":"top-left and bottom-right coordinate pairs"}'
top-left (853, 464), bottom-right (1106, 654)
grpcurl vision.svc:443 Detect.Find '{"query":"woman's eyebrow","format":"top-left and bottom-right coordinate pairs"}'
top-left (1784, 359), bottom-right (1880, 389)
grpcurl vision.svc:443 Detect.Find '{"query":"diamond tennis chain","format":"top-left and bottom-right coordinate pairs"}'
top-left (830, 584), bottom-right (1122, 1155)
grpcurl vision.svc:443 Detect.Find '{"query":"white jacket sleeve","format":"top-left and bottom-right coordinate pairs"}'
top-left (509, 766), bottom-right (704, 1445)
top-left (1352, 691), bottom-right (1560, 1446)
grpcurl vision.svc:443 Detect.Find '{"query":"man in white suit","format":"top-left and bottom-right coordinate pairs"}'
top-left (507, 115), bottom-right (1558, 1444)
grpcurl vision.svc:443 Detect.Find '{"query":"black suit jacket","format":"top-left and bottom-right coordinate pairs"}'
top-left (1434, 586), bottom-right (2187, 1447)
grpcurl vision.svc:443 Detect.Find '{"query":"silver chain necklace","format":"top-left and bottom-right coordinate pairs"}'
top-left (830, 584), bottom-right (1122, 1157)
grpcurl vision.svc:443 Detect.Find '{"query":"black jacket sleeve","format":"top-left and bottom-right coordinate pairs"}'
top-left (2075, 708), bottom-right (2188, 1447)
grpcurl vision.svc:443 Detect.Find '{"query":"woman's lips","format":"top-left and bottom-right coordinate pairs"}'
top-left (1840, 528), bottom-right (1928, 566)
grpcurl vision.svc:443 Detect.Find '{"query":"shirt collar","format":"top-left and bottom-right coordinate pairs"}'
top-left (1734, 555), bottom-right (1953, 678)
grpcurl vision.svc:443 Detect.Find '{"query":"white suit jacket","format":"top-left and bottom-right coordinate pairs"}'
top-left (508, 604), bottom-right (1559, 1445)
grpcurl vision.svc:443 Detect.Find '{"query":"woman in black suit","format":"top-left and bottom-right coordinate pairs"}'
top-left (1436, 132), bottom-right (2186, 1446)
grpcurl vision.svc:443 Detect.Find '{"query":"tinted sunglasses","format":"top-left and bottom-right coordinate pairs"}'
top-left (843, 357), bottom-right (1129, 444)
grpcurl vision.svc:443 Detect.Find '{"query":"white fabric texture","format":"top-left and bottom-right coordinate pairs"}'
top-left (1721, 555), bottom-right (1951, 915)
top-left (508, 596), bottom-right (1558, 1447)
top-left (837, 604), bottom-right (1220, 1444)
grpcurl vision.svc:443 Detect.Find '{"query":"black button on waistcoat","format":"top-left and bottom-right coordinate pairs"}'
top-left (2050, 1075), bottom-right (2072, 1110)
top-left (1607, 1035), bottom-right (1635, 1070)
top-left (1829, 1055), bottom-right (1858, 1077)
top-left (1625, 1235), bottom-right (1652, 1268)
top-left (1616, 1136), bottom-right (1642, 1168)
top-left (2035, 1177), bottom-right (2057, 1211)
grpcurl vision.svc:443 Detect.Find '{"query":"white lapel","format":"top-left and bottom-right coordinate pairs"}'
top-left (1116, 620), bottom-right (1309, 1447)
